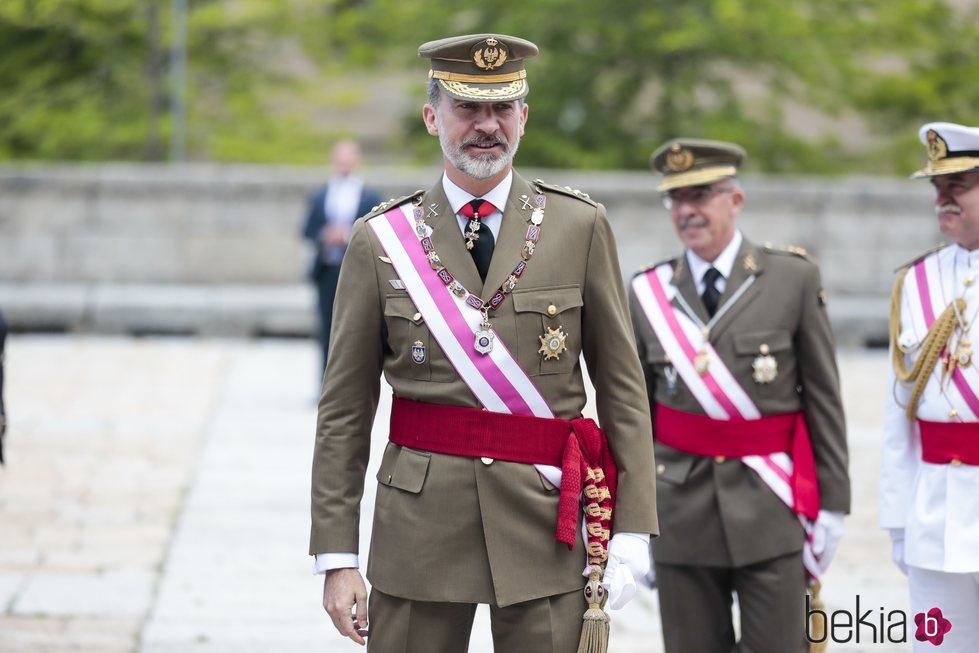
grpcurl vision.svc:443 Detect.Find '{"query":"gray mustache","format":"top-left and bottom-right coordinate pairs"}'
top-left (679, 216), bottom-right (709, 229)
top-left (936, 204), bottom-right (963, 215)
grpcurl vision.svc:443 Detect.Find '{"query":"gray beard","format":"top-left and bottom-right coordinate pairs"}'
top-left (437, 114), bottom-right (520, 180)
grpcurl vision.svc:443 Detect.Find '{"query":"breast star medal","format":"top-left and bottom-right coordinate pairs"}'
top-left (539, 326), bottom-right (568, 361)
top-left (752, 343), bottom-right (778, 384)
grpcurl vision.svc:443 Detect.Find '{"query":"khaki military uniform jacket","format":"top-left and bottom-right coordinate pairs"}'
top-left (310, 172), bottom-right (658, 607)
top-left (629, 238), bottom-right (849, 568)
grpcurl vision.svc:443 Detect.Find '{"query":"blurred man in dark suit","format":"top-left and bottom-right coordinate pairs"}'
top-left (302, 140), bottom-right (381, 376)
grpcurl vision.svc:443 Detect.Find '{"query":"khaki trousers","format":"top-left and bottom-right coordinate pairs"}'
top-left (366, 587), bottom-right (584, 653)
top-left (656, 551), bottom-right (807, 653)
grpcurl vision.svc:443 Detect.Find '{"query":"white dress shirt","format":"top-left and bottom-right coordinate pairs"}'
top-left (441, 170), bottom-right (509, 242)
top-left (685, 230), bottom-right (743, 296)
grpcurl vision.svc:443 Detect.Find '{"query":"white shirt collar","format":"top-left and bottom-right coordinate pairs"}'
top-left (441, 170), bottom-right (512, 216)
top-left (686, 230), bottom-right (744, 285)
top-left (952, 243), bottom-right (979, 271)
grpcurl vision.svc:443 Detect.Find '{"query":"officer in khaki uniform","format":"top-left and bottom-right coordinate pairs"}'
top-left (310, 34), bottom-right (658, 653)
top-left (628, 140), bottom-right (850, 653)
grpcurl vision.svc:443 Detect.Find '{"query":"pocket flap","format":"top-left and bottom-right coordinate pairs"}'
top-left (733, 330), bottom-right (792, 355)
top-left (376, 444), bottom-right (431, 494)
top-left (655, 455), bottom-right (696, 485)
top-left (511, 285), bottom-right (583, 316)
top-left (384, 296), bottom-right (423, 325)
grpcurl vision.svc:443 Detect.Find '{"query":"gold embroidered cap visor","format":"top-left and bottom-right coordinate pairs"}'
top-left (650, 138), bottom-right (746, 192)
top-left (910, 122), bottom-right (979, 179)
top-left (419, 33), bottom-right (539, 102)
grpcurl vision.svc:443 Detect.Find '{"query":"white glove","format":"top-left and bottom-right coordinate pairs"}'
top-left (888, 528), bottom-right (908, 576)
top-left (601, 532), bottom-right (650, 610)
top-left (811, 510), bottom-right (845, 574)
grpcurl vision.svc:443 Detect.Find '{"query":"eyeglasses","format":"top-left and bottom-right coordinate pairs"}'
top-left (661, 186), bottom-right (734, 210)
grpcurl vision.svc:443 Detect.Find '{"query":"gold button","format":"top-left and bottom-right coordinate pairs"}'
top-left (412, 312), bottom-right (422, 321)
top-left (656, 464), bottom-right (666, 475)
top-left (951, 458), bottom-right (962, 467)
top-left (967, 276), bottom-right (975, 287)
top-left (714, 456), bottom-right (726, 463)
top-left (481, 457), bottom-right (494, 465)
top-left (950, 409), bottom-right (958, 419)
top-left (759, 344), bottom-right (770, 355)
top-left (547, 304), bottom-right (558, 316)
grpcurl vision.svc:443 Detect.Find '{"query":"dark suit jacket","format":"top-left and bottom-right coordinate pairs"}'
top-left (302, 181), bottom-right (381, 279)
top-left (629, 238), bottom-right (850, 568)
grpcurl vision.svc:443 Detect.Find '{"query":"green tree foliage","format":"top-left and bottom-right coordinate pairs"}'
top-left (0, 0), bottom-right (328, 162)
top-left (2, 0), bottom-right (978, 172)
top-left (320, 0), bottom-right (979, 174)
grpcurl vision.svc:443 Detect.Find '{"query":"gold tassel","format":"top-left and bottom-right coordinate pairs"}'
top-left (576, 565), bottom-right (610, 653)
top-left (808, 582), bottom-right (828, 653)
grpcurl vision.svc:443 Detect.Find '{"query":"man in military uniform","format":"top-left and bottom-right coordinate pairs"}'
top-left (629, 139), bottom-right (850, 652)
top-left (882, 122), bottom-right (979, 652)
top-left (310, 34), bottom-right (658, 652)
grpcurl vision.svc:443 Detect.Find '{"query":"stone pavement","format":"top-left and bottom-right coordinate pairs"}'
top-left (0, 336), bottom-right (909, 652)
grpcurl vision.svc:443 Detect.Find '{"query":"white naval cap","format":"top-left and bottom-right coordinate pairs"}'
top-left (910, 122), bottom-right (979, 179)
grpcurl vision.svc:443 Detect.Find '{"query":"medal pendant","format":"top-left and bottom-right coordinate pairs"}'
top-left (474, 324), bottom-right (494, 355)
top-left (538, 326), bottom-right (568, 361)
top-left (664, 364), bottom-right (679, 396)
top-left (531, 208), bottom-right (544, 225)
top-left (411, 340), bottom-right (427, 364)
top-left (752, 354), bottom-right (778, 384)
top-left (956, 344), bottom-right (973, 368)
top-left (694, 349), bottom-right (710, 375)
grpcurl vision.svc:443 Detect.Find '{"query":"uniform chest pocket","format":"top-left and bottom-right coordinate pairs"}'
top-left (511, 285), bottom-right (583, 376)
top-left (732, 330), bottom-right (794, 388)
top-left (384, 296), bottom-right (432, 381)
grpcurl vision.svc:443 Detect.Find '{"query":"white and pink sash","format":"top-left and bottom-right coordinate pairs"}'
top-left (368, 204), bottom-right (562, 484)
top-left (904, 254), bottom-right (979, 421)
top-left (632, 263), bottom-right (822, 579)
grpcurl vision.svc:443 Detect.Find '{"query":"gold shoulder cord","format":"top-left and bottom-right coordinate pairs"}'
top-left (890, 267), bottom-right (965, 420)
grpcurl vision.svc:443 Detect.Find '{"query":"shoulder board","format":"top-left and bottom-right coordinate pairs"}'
top-left (762, 242), bottom-right (812, 260)
top-left (532, 179), bottom-right (598, 207)
top-left (893, 242), bottom-right (947, 273)
top-left (633, 257), bottom-right (678, 277)
top-left (362, 189), bottom-right (425, 220)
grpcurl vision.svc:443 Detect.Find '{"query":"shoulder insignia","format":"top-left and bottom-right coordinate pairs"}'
top-left (532, 179), bottom-right (598, 207)
top-left (763, 242), bottom-right (811, 259)
top-left (633, 257), bottom-right (678, 277)
top-left (363, 189), bottom-right (425, 220)
top-left (893, 242), bottom-right (947, 273)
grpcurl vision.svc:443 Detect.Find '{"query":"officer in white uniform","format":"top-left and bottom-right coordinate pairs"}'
top-left (882, 122), bottom-right (979, 652)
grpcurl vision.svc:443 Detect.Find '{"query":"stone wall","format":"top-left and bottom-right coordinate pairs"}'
top-left (0, 164), bottom-right (941, 343)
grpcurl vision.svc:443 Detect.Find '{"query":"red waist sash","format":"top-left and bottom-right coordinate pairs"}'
top-left (654, 404), bottom-right (820, 520)
top-left (919, 419), bottom-right (979, 466)
top-left (389, 396), bottom-right (618, 552)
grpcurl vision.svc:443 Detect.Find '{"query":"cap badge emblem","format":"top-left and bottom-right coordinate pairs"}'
top-left (472, 38), bottom-right (509, 70)
top-left (927, 130), bottom-right (948, 162)
top-left (666, 144), bottom-right (694, 172)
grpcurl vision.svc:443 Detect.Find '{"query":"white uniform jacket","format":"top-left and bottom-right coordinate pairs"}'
top-left (881, 244), bottom-right (979, 572)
